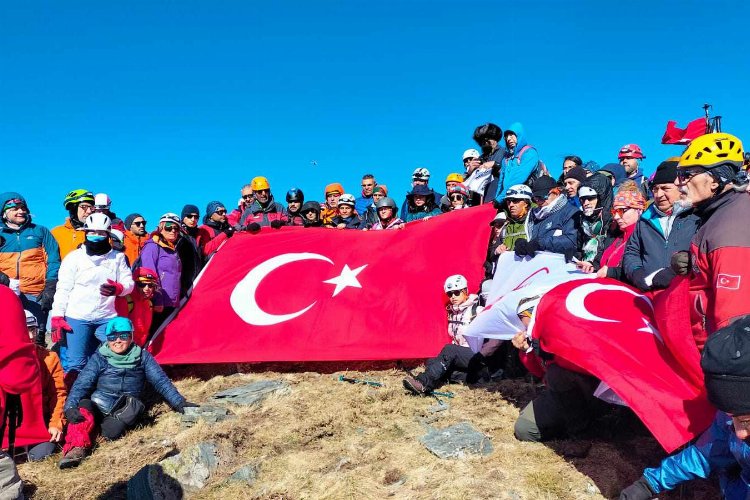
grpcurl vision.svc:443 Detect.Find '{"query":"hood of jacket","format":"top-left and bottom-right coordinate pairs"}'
top-left (0, 191), bottom-right (32, 230)
top-left (505, 122), bottom-right (528, 156)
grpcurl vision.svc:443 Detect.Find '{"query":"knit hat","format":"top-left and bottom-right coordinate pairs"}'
top-left (564, 166), bottom-right (588, 184)
top-left (531, 176), bottom-right (558, 198)
top-left (701, 315), bottom-right (750, 414)
top-left (124, 213), bottom-right (143, 229)
top-left (105, 317), bottom-right (134, 336)
top-left (651, 157), bottom-right (680, 186)
top-left (181, 204), bottom-right (200, 220)
top-left (206, 201), bottom-right (225, 216)
top-left (373, 185), bottom-right (388, 196)
top-left (612, 190), bottom-right (646, 210)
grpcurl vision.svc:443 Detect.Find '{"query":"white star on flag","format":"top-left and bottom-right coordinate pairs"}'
top-left (323, 264), bottom-right (367, 297)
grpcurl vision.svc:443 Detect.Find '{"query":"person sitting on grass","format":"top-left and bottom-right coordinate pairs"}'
top-left (58, 317), bottom-right (197, 469)
top-left (403, 275), bottom-right (501, 395)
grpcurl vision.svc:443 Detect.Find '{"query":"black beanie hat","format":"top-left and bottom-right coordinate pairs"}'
top-left (531, 176), bottom-right (558, 198)
top-left (180, 204), bottom-right (200, 220)
top-left (701, 315), bottom-right (750, 415)
top-left (124, 213), bottom-right (142, 229)
top-left (651, 158), bottom-right (680, 186)
top-left (563, 166), bottom-right (588, 184)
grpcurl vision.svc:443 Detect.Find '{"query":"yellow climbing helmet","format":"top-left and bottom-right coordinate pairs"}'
top-left (678, 133), bottom-right (744, 170)
top-left (445, 173), bottom-right (464, 184)
top-left (250, 176), bottom-right (271, 191)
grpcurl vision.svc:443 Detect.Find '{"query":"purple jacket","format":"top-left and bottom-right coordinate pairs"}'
top-left (139, 236), bottom-right (182, 307)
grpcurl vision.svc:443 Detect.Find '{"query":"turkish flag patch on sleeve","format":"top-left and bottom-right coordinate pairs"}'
top-left (717, 274), bottom-right (741, 290)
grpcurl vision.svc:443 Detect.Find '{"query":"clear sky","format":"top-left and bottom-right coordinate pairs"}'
top-left (2, 1), bottom-right (749, 230)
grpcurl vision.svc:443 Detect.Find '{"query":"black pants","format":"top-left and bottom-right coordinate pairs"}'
top-left (79, 399), bottom-right (128, 441)
top-left (417, 344), bottom-right (487, 391)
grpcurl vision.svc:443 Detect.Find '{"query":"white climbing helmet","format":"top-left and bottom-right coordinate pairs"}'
top-left (82, 212), bottom-right (112, 233)
top-left (462, 149), bottom-right (480, 160)
top-left (412, 167), bottom-right (431, 181)
top-left (444, 274), bottom-right (468, 293)
top-left (338, 194), bottom-right (356, 207)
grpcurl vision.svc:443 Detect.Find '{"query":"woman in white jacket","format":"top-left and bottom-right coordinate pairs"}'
top-left (50, 213), bottom-right (133, 375)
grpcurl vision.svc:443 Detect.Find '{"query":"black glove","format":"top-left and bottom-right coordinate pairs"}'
top-left (670, 251), bottom-right (690, 276)
top-left (175, 401), bottom-right (200, 414)
top-left (270, 220), bottom-right (283, 229)
top-left (619, 476), bottom-right (655, 500)
top-left (222, 226), bottom-right (235, 238)
top-left (525, 240), bottom-right (540, 257)
top-left (65, 407), bottom-right (85, 424)
top-left (99, 282), bottom-right (117, 297)
top-left (514, 239), bottom-right (529, 257)
top-left (630, 268), bottom-right (649, 291)
top-left (0, 271), bottom-right (9, 287)
top-left (245, 222), bottom-right (261, 232)
top-left (39, 279), bottom-right (57, 311)
top-left (651, 268), bottom-right (677, 289)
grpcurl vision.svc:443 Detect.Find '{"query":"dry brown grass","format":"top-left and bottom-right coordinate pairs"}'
top-left (18, 369), bottom-right (719, 499)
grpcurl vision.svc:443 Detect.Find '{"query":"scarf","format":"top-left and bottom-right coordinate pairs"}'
top-left (98, 343), bottom-right (142, 369)
top-left (600, 224), bottom-right (637, 268)
top-left (531, 193), bottom-right (567, 222)
top-left (84, 238), bottom-right (112, 256)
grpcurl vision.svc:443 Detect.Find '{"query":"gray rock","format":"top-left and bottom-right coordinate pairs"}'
top-left (211, 380), bottom-right (289, 406)
top-left (428, 402), bottom-right (450, 413)
top-left (180, 405), bottom-right (234, 429)
top-left (419, 422), bottom-right (493, 459)
top-left (159, 442), bottom-right (220, 491)
top-left (127, 464), bottom-right (184, 500)
top-left (227, 464), bottom-right (259, 486)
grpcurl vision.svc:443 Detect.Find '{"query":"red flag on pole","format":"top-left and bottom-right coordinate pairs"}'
top-left (531, 278), bottom-right (715, 452)
top-left (149, 205), bottom-right (494, 365)
top-left (661, 118), bottom-right (707, 145)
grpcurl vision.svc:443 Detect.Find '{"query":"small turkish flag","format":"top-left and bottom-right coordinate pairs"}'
top-left (149, 205), bottom-right (495, 364)
top-left (716, 273), bottom-right (741, 290)
top-left (531, 278), bottom-right (715, 452)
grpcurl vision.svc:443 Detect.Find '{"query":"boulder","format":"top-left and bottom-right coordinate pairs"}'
top-left (159, 442), bottom-right (220, 491)
top-left (211, 380), bottom-right (289, 406)
top-left (180, 405), bottom-right (234, 429)
top-left (127, 464), bottom-right (184, 500)
top-left (227, 464), bottom-right (259, 486)
top-left (419, 422), bottom-right (493, 459)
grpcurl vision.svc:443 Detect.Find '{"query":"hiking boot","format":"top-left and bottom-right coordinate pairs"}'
top-left (402, 375), bottom-right (430, 396)
top-left (58, 447), bottom-right (87, 469)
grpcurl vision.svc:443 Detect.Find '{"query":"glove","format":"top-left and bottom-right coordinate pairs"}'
top-left (651, 268), bottom-right (677, 289)
top-left (525, 240), bottom-right (540, 257)
top-left (222, 226), bottom-right (235, 238)
top-left (245, 222), bottom-right (261, 232)
top-left (51, 316), bottom-right (72, 343)
top-left (619, 476), bottom-right (655, 500)
top-left (39, 279), bottom-right (57, 311)
top-left (270, 220), bottom-right (283, 229)
top-left (65, 407), bottom-right (85, 424)
top-left (514, 239), bottom-right (529, 257)
top-left (670, 251), bottom-right (690, 276)
top-left (0, 271), bottom-right (9, 287)
top-left (175, 401), bottom-right (200, 414)
top-left (100, 279), bottom-right (124, 297)
top-left (630, 268), bottom-right (649, 291)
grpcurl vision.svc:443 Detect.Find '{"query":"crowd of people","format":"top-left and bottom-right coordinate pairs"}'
top-left (1, 123), bottom-right (750, 498)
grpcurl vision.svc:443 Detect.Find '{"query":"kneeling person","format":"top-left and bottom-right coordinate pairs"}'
top-left (59, 317), bottom-right (196, 469)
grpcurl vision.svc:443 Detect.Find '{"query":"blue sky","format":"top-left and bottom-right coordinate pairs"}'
top-left (2, 1), bottom-right (749, 230)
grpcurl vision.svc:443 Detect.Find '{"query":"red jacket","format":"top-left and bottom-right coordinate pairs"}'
top-left (198, 223), bottom-right (230, 257)
top-left (689, 190), bottom-right (750, 350)
top-left (0, 285), bottom-right (41, 415)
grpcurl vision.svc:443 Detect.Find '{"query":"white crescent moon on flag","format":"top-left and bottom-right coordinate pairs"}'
top-left (230, 252), bottom-right (333, 326)
top-left (565, 282), bottom-right (652, 323)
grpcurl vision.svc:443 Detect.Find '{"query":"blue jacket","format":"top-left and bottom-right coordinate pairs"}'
top-left (643, 411), bottom-right (750, 499)
top-left (400, 188), bottom-right (443, 218)
top-left (330, 215), bottom-right (363, 230)
top-left (528, 197), bottom-right (579, 257)
top-left (354, 195), bottom-right (372, 216)
top-left (65, 348), bottom-right (185, 414)
top-left (494, 122), bottom-right (540, 204)
top-left (622, 205), bottom-right (699, 290)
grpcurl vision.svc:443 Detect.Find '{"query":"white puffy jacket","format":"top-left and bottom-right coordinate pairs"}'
top-left (50, 248), bottom-right (134, 321)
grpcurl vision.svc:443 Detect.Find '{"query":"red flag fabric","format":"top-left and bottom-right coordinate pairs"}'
top-left (531, 278), bottom-right (715, 452)
top-left (661, 118), bottom-right (707, 145)
top-left (149, 205), bottom-right (495, 364)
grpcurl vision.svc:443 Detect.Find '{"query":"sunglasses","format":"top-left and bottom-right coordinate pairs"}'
top-left (579, 196), bottom-right (597, 203)
top-left (611, 207), bottom-right (635, 217)
top-left (163, 224), bottom-right (180, 232)
top-left (676, 167), bottom-right (708, 182)
top-left (185, 214), bottom-right (199, 219)
top-left (242, 194), bottom-right (254, 200)
top-left (215, 209), bottom-right (227, 215)
top-left (532, 195), bottom-right (549, 203)
top-left (450, 195), bottom-right (464, 201)
top-left (446, 290), bottom-right (464, 297)
top-left (132, 220), bottom-right (146, 226)
top-left (137, 282), bottom-right (156, 288)
top-left (106, 332), bottom-right (133, 342)
top-left (254, 189), bottom-right (270, 194)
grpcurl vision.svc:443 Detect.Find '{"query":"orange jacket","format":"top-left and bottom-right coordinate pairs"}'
top-left (123, 230), bottom-right (147, 267)
top-left (51, 218), bottom-right (86, 260)
top-left (35, 346), bottom-right (66, 430)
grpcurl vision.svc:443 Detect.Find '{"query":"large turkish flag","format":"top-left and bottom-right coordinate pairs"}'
top-left (149, 205), bottom-right (495, 364)
top-left (531, 278), bottom-right (715, 452)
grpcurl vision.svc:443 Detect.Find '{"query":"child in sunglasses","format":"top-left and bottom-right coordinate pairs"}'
top-left (59, 317), bottom-right (196, 469)
top-left (403, 275), bottom-right (501, 395)
top-left (115, 268), bottom-right (164, 347)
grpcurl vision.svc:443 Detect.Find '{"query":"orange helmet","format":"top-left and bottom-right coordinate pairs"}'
top-left (325, 183), bottom-right (344, 195)
top-left (251, 176), bottom-right (270, 191)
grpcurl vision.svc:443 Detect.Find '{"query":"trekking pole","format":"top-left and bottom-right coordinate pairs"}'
top-left (337, 375), bottom-right (383, 387)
